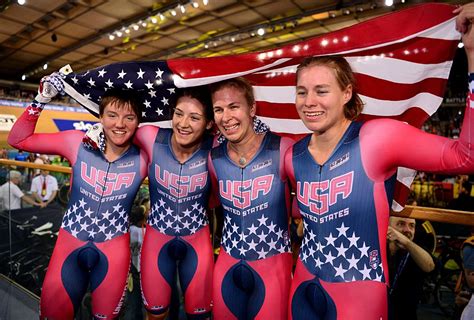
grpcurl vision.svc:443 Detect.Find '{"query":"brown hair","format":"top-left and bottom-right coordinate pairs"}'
top-left (209, 77), bottom-right (255, 107)
top-left (99, 89), bottom-right (141, 122)
top-left (175, 86), bottom-right (214, 121)
top-left (296, 56), bottom-right (364, 120)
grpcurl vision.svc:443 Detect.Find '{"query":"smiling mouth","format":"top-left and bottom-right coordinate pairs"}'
top-left (177, 128), bottom-right (191, 135)
top-left (304, 111), bottom-right (324, 117)
top-left (223, 123), bottom-right (239, 131)
top-left (112, 130), bottom-right (127, 135)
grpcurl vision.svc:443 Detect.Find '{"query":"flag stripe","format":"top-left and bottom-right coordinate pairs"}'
top-left (61, 3), bottom-right (461, 212)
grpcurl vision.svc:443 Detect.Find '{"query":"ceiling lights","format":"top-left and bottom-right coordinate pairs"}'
top-left (106, 0), bottom-right (209, 42)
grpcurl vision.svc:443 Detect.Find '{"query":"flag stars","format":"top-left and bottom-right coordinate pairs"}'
top-left (87, 77), bottom-right (96, 87)
top-left (148, 90), bottom-right (156, 98)
top-left (161, 96), bottom-right (169, 105)
top-left (118, 70), bottom-right (127, 79)
top-left (124, 80), bottom-right (133, 89)
top-left (248, 239), bottom-right (258, 251)
top-left (324, 251), bottom-right (336, 265)
top-left (347, 254), bottom-right (359, 269)
top-left (335, 243), bottom-right (348, 257)
top-left (105, 79), bottom-right (114, 87)
top-left (137, 69), bottom-right (145, 79)
top-left (238, 245), bottom-right (247, 256)
top-left (307, 229), bottom-right (316, 241)
top-left (247, 223), bottom-right (258, 235)
top-left (144, 100), bottom-right (151, 108)
top-left (79, 198), bottom-right (86, 209)
top-left (167, 88), bottom-right (175, 94)
top-left (334, 263), bottom-right (347, 278)
top-left (359, 242), bottom-right (370, 257)
top-left (257, 215), bottom-right (268, 226)
top-left (98, 69), bottom-right (107, 77)
top-left (155, 68), bottom-right (164, 78)
top-left (156, 108), bottom-right (164, 116)
top-left (257, 248), bottom-right (267, 259)
top-left (336, 222), bottom-right (349, 237)
top-left (257, 231), bottom-right (267, 242)
top-left (347, 232), bottom-right (360, 247)
top-left (113, 203), bottom-right (122, 212)
top-left (145, 80), bottom-right (154, 89)
top-left (325, 232), bottom-right (337, 246)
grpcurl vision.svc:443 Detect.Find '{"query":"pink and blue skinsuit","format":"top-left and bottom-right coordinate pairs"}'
top-left (284, 75), bottom-right (474, 320)
top-left (135, 126), bottom-right (214, 319)
top-left (8, 101), bottom-right (148, 319)
top-left (208, 132), bottom-right (294, 320)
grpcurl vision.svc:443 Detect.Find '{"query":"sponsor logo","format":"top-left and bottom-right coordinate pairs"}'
top-left (329, 152), bottom-right (349, 170)
top-left (0, 114), bottom-right (16, 131)
top-left (53, 119), bottom-right (99, 132)
top-left (189, 159), bottom-right (206, 170)
top-left (117, 160), bottom-right (135, 168)
top-left (369, 250), bottom-right (379, 269)
top-left (251, 159), bottom-right (272, 172)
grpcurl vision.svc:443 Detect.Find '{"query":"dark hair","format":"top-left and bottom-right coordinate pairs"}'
top-left (296, 56), bottom-right (364, 120)
top-left (175, 86), bottom-right (214, 121)
top-left (209, 77), bottom-right (255, 107)
top-left (99, 89), bottom-right (141, 122)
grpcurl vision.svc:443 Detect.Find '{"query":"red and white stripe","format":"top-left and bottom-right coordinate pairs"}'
top-left (168, 3), bottom-right (461, 211)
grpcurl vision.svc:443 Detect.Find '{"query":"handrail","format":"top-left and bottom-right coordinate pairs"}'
top-left (392, 205), bottom-right (474, 226)
top-left (0, 159), bottom-right (149, 184)
top-left (0, 159), bottom-right (71, 174)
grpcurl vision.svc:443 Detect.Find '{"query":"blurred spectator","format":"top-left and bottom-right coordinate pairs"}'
top-left (121, 194), bottom-right (150, 320)
top-left (456, 237), bottom-right (474, 320)
top-left (449, 181), bottom-right (474, 211)
top-left (0, 170), bottom-right (44, 210)
top-left (30, 168), bottom-right (58, 206)
top-left (14, 150), bottom-right (28, 162)
top-left (0, 148), bottom-right (8, 159)
top-left (33, 154), bottom-right (49, 176)
top-left (387, 213), bottom-right (436, 320)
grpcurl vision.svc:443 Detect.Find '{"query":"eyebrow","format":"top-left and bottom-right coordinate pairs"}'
top-left (296, 84), bottom-right (330, 90)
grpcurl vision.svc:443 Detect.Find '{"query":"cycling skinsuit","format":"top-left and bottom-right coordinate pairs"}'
top-left (208, 132), bottom-right (294, 320)
top-left (284, 76), bottom-right (474, 320)
top-left (134, 126), bottom-right (213, 318)
top-left (8, 101), bottom-right (147, 319)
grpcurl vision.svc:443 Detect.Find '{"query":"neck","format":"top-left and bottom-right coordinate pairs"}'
top-left (171, 136), bottom-right (201, 163)
top-left (227, 132), bottom-right (264, 166)
top-left (105, 142), bottom-right (130, 162)
top-left (313, 119), bottom-right (351, 149)
top-left (309, 119), bottom-right (351, 164)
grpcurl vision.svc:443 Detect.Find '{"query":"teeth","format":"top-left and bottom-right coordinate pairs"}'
top-left (178, 129), bottom-right (190, 135)
top-left (113, 130), bottom-right (126, 134)
top-left (305, 111), bottom-right (324, 117)
top-left (224, 124), bottom-right (238, 131)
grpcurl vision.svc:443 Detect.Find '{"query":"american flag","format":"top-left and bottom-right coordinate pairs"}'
top-left (61, 3), bottom-right (461, 211)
